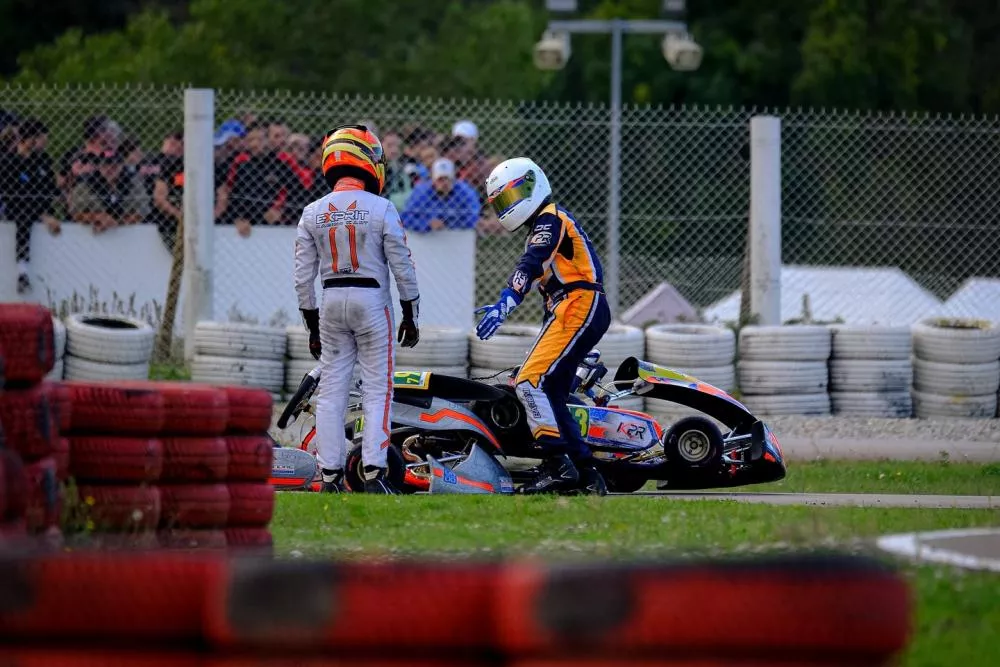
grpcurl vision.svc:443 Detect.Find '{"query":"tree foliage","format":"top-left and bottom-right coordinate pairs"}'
top-left (6, 0), bottom-right (1000, 113)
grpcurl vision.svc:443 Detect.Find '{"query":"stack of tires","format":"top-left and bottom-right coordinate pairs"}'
top-left (191, 322), bottom-right (287, 400)
top-left (469, 325), bottom-right (541, 382)
top-left (396, 326), bottom-right (469, 378)
top-left (57, 380), bottom-right (275, 552)
top-left (737, 325), bottom-right (832, 416)
top-left (63, 314), bottom-right (155, 381)
top-left (47, 317), bottom-right (66, 380)
top-left (828, 326), bottom-right (913, 418)
top-left (643, 324), bottom-right (737, 418)
top-left (0, 304), bottom-right (66, 548)
top-left (593, 325), bottom-right (645, 411)
top-left (911, 318), bottom-right (1000, 419)
top-left (284, 325), bottom-right (323, 395)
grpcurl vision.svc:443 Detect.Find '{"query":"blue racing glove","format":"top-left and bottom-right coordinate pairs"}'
top-left (474, 288), bottom-right (523, 340)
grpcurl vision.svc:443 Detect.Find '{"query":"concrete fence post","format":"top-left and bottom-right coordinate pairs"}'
top-left (749, 115), bottom-right (782, 326)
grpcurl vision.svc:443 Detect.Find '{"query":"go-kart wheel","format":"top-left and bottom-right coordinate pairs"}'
top-left (276, 370), bottom-right (319, 429)
top-left (344, 444), bottom-right (409, 493)
top-left (662, 416), bottom-right (724, 468)
top-left (602, 472), bottom-right (647, 494)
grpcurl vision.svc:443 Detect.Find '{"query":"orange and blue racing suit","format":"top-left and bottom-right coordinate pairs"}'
top-left (507, 202), bottom-right (611, 462)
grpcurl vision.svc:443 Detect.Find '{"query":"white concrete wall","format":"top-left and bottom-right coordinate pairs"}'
top-left (0, 221), bottom-right (476, 334)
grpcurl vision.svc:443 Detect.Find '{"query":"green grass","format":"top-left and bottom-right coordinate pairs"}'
top-left (268, 495), bottom-right (999, 667)
top-left (729, 460), bottom-right (1000, 496)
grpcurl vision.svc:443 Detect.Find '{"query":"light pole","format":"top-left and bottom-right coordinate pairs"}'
top-left (534, 13), bottom-right (702, 317)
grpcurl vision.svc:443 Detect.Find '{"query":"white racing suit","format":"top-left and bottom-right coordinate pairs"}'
top-left (293, 184), bottom-right (419, 473)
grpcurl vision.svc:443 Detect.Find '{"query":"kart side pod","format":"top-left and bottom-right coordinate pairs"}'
top-left (427, 444), bottom-right (515, 495)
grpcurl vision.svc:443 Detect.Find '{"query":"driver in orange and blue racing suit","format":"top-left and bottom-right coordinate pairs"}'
top-left (475, 157), bottom-right (611, 495)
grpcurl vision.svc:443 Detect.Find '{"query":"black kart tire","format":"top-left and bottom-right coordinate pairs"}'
top-left (662, 416), bottom-right (724, 468)
top-left (603, 472), bottom-right (648, 494)
top-left (344, 444), bottom-right (408, 493)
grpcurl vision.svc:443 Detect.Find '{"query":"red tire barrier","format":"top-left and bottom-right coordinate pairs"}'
top-left (52, 437), bottom-right (70, 481)
top-left (0, 649), bottom-right (478, 667)
top-left (64, 530), bottom-right (160, 552)
top-left (0, 518), bottom-right (28, 541)
top-left (227, 483), bottom-right (274, 527)
top-left (0, 383), bottom-right (57, 460)
top-left (61, 381), bottom-right (166, 436)
top-left (23, 456), bottom-right (60, 532)
top-left (226, 435), bottom-right (273, 481)
top-left (48, 381), bottom-right (72, 432)
top-left (159, 483), bottom-right (230, 529)
top-left (68, 437), bottom-right (163, 483)
top-left (131, 381), bottom-right (229, 436)
top-left (157, 528), bottom-right (229, 551)
top-left (161, 437), bottom-right (228, 482)
top-left (74, 485), bottom-right (161, 532)
top-left (0, 551), bottom-right (224, 641)
top-left (224, 527), bottom-right (273, 551)
top-left (494, 554), bottom-right (912, 661)
top-left (204, 560), bottom-right (499, 652)
top-left (2, 449), bottom-right (27, 521)
top-left (221, 386), bottom-right (273, 434)
top-left (0, 304), bottom-right (55, 385)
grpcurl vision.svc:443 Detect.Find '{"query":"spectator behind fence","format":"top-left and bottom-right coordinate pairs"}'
top-left (277, 132), bottom-right (315, 224)
top-left (305, 135), bottom-right (330, 203)
top-left (150, 130), bottom-right (185, 251)
top-left (401, 157), bottom-right (480, 233)
top-left (215, 121), bottom-right (304, 237)
top-left (68, 149), bottom-right (149, 234)
top-left (0, 118), bottom-right (60, 293)
top-left (213, 119), bottom-right (246, 204)
top-left (450, 120), bottom-right (491, 202)
top-left (58, 115), bottom-right (117, 196)
top-left (382, 130), bottom-right (413, 211)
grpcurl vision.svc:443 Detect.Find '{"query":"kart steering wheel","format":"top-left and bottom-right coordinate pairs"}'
top-left (276, 368), bottom-right (320, 429)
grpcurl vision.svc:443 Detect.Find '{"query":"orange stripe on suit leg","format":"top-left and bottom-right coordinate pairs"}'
top-left (381, 306), bottom-right (393, 450)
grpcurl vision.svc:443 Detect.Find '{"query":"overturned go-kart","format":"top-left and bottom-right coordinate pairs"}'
top-left (271, 352), bottom-right (787, 495)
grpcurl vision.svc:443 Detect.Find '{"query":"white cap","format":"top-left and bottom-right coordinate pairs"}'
top-left (452, 120), bottom-right (478, 140)
top-left (431, 157), bottom-right (456, 180)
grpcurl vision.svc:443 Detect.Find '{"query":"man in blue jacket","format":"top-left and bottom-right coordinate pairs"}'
top-left (401, 157), bottom-right (481, 232)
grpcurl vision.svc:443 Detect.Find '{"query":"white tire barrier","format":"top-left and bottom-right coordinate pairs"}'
top-left (741, 392), bottom-right (831, 417)
top-left (191, 354), bottom-right (284, 393)
top-left (62, 314), bottom-right (155, 381)
top-left (593, 324), bottom-right (644, 374)
top-left (286, 325), bottom-right (313, 361)
top-left (827, 325), bottom-right (914, 418)
top-left (737, 360), bottom-right (828, 395)
top-left (737, 325), bottom-right (831, 417)
top-left (828, 359), bottom-right (913, 393)
top-left (46, 317), bottom-right (66, 381)
top-left (738, 325), bottom-right (832, 362)
top-left (194, 321), bottom-right (286, 361)
top-left (645, 324), bottom-right (735, 367)
top-left (912, 358), bottom-right (1000, 396)
top-left (830, 325), bottom-right (911, 360)
top-left (912, 388), bottom-right (997, 419)
top-left (469, 325), bottom-right (541, 370)
top-left (910, 318), bottom-right (1000, 419)
top-left (284, 358), bottom-right (320, 393)
top-left (911, 318), bottom-right (1000, 364)
top-left (830, 391), bottom-right (912, 418)
top-left (395, 326), bottom-right (469, 367)
top-left (64, 356), bottom-right (149, 381)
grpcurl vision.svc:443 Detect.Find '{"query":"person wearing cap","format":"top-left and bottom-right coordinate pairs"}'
top-left (150, 129), bottom-right (186, 250)
top-left (0, 117), bottom-right (60, 293)
top-left (67, 149), bottom-right (150, 233)
top-left (57, 114), bottom-right (115, 195)
top-left (400, 157), bottom-right (481, 232)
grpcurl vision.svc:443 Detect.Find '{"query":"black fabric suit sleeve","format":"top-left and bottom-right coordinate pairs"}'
top-left (505, 211), bottom-right (564, 299)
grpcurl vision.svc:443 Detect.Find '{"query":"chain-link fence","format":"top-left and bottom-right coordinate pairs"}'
top-left (3, 84), bottom-right (1000, 364)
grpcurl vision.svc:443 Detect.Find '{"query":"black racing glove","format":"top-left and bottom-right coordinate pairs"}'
top-left (397, 297), bottom-right (420, 348)
top-left (300, 308), bottom-right (321, 360)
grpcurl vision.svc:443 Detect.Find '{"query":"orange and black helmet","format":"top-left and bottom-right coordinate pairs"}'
top-left (321, 124), bottom-right (386, 195)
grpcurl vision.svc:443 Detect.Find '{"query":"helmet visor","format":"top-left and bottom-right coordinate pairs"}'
top-left (488, 170), bottom-right (536, 218)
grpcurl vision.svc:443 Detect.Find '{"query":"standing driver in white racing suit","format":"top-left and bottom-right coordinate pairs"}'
top-left (475, 157), bottom-right (611, 495)
top-left (294, 124), bottom-right (420, 494)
